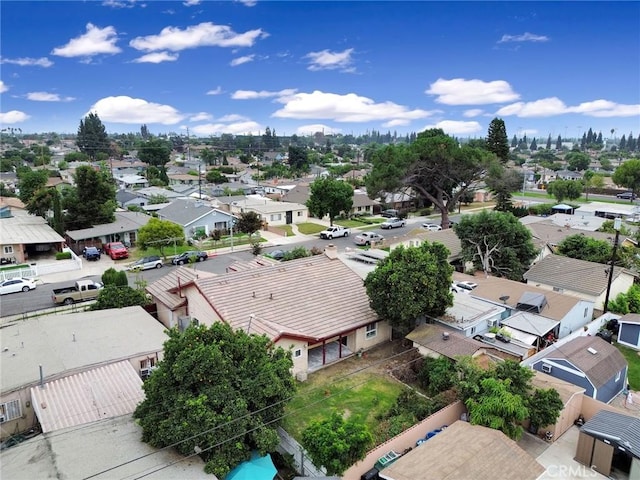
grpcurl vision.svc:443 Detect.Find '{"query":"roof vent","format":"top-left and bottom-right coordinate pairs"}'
top-left (442, 332), bottom-right (450, 341)
top-left (587, 347), bottom-right (598, 355)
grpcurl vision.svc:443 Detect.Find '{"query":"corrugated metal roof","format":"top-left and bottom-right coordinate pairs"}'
top-left (501, 311), bottom-right (559, 337)
top-left (582, 410), bottom-right (640, 458)
top-left (0, 214), bottom-right (65, 244)
top-left (30, 361), bottom-right (144, 433)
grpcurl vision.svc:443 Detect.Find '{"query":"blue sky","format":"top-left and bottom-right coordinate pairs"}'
top-left (1, 1), bottom-right (639, 140)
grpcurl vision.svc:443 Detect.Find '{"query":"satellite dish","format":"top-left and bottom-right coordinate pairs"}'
top-left (499, 295), bottom-right (510, 304)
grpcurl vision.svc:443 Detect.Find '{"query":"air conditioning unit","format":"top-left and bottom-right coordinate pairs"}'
top-left (0, 415), bottom-right (5, 423)
top-left (140, 368), bottom-right (152, 380)
top-left (487, 319), bottom-right (497, 327)
top-left (542, 364), bottom-right (552, 374)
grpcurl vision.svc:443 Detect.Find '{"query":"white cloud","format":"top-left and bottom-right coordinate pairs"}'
top-left (189, 112), bottom-right (212, 121)
top-left (51, 23), bottom-right (121, 58)
top-left (230, 55), bottom-right (255, 66)
top-left (382, 119), bottom-right (411, 128)
top-left (463, 109), bottom-right (484, 118)
top-left (129, 22), bottom-right (268, 52)
top-left (0, 81), bottom-right (7, 93)
top-left (305, 48), bottom-right (354, 72)
top-left (88, 96), bottom-right (184, 124)
top-left (421, 120), bottom-right (482, 135)
top-left (496, 97), bottom-right (568, 117)
top-left (132, 51), bottom-right (179, 63)
top-left (1, 57), bottom-right (53, 68)
top-left (26, 92), bottom-right (75, 102)
top-left (206, 86), bottom-right (223, 95)
top-left (498, 32), bottom-right (549, 43)
top-left (273, 90), bottom-right (433, 123)
top-left (426, 78), bottom-right (520, 105)
top-left (183, 0), bottom-right (200, 5)
top-left (102, 0), bottom-right (137, 8)
top-left (296, 124), bottom-right (341, 135)
top-left (236, 0), bottom-right (257, 6)
top-left (231, 88), bottom-right (296, 100)
top-left (217, 114), bottom-right (249, 122)
top-left (0, 110), bottom-right (30, 124)
top-left (571, 99), bottom-right (640, 118)
top-left (191, 121), bottom-right (261, 135)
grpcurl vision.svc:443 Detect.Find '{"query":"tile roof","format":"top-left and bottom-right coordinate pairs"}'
top-left (382, 421), bottom-right (545, 480)
top-left (30, 361), bottom-right (144, 433)
top-left (537, 336), bottom-right (627, 388)
top-left (581, 410), bottom-right (640, 459)
top-left (0, 197), bottom-right (26, 210)
top-left (523, 254), bottom-right (627, 296)
top-left (146, 266), bottom-right (215, 309)
top-left (65, 211), bottom-right (152, 240)
top-left (193, 254), bottom-right (378, 342)
top-left (0, 213), bottom-right (65, 244)
top-left (390, 228), bottom-right (462, 261)
top-left (453, 272), bottom-right (581, 322)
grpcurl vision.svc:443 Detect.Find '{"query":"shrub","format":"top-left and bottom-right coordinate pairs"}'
top-left (56, 251), bottom-right (72, 260)
top-left (419, 208), bottom-right (432, 216)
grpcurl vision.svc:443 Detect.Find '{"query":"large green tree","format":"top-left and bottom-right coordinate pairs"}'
top-left (486, 118), bottom-right (510, 163)
top-left (485, 164), bottom-right (523, 212)
top-left (306, 177), bottom-right (354, 225)
top-left (17, 169), bottom-right (49, 204)
top-left (364, 242), bottom-right (453, 334)
top-left (76, 112), bottom-right (110, 160)
top-left (133, 323), bottom-right (296, 478)
top-left (136, 217), bottom-right (185, 258)
top-left (91, 285), bottom-right (149, 310)
top-left (565, 151), bottom-right (591, 172)
top-left (288, 145), bottom-right (309, 173)
top-left (138, 138), bottom-right (171, 166)
top-left (63, 166), bottom-right (116, 229)
top-left (556, 234), bottom-right (612, 264)
top-left (527, 388), bottom-right (564, 430)
top-left (236, 211), bottom-right (263, 235)
top-left (612, 159), bottom-right (640, 198)
top-left (302, 412), bottom-right (372, 476)
top-left (454, 210), bottom-right (538, 280)
top-left (546, 179), bottom-right (583, 203)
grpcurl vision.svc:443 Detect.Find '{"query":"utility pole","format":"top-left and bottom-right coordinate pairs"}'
top-left (604, 217), bottom-right (621, 313)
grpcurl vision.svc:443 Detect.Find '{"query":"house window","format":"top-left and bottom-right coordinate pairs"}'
top-left (270, 214), bottom-right (282, 222)
top-left (140, 358), bottom-right (156, 370)
top-left (615, 371), bottom-right (621, 382)
top-left (0, 399), bottom-right (21, 422)
top-left (584, 308), bottom-right (588, 318)
top-left (297, 211), bottom-right (302, 217)
top-left (470, 326), bottom-right (476, 335)
top-left (293, 349), bottom-right (302, 358)
top-left (358, 206), bottom-right (362, 211)
top-left (3, 246), bottom-right (13, 254)
top-left (365, 322), bottom-right (377, 339)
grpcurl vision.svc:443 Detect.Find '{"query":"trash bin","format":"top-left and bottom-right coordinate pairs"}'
top-left (361, 467), bottom-right (380, 480)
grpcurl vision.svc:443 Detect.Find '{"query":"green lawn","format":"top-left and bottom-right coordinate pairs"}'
top-left (279, 225), bottom-right (295, 237)
top-left (616, 343), bottom-right (640, 389)
top-left (131, 235), bottom-right (264, 259)
top-left (335, 217), bottom-right (385, 228)
top-left (296, 222), bottom-right (327, 235)
top-left (282, 371), bottom-right (405, 441)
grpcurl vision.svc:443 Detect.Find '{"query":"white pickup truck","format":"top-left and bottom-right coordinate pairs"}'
top-left (319, 225), bottom-right (350, 240)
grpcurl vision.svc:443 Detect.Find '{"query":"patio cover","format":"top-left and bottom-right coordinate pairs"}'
top-left (226, 452), bottom-right (277, 480)
top-left (500, 326), bottom-right (538, 346)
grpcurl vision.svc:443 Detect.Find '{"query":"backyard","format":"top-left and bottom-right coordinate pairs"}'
top-left (616, 343), bottom-right (640, 389)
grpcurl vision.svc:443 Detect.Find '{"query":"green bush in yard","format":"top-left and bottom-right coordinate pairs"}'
top-left (56, 251), bottom-right (72, 260)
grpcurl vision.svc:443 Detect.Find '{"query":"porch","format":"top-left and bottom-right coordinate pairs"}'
top-left (308, 340), bottom-right (353, 372)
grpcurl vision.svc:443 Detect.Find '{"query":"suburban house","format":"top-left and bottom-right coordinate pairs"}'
top-left (555, 169), bottom-right (584, 181)
top-left (156, 198), bottom-right (237, 239)
top-left (528, 336), bottom-right (627, 404)
top-left (454, 272), bottom-right (595, 341)
top-left (217, 195), bottom-right (308, 227)
top-left (576, 410), bottom-right (640, 478)
top-left (145, 247), bottom-right (391, 379)
top-left (282, 184), bottom-right (379, 217)
top-left (616, 313), bottom-right (640, 350)
top-left (257, 181), bottom-right (296, 196)
top-left (392, 228), bottom-right (464, 266)
top-left (65, 210), bottom-right (152, 253)
top-left (521, 213), bottom-right (607, 232)
top-left (523, 254), bottom-right (635, 311)
top-left (435, 293), bottom-right (505, 338)
top-left (115, 189), bottom-right (148, 209)
top-left (0, 306), bottom-right (168, 441)
top-left (574, 201), bottom-right (638, 220)
top-left (0, 205), bottom-right (65, 263)
top-left (134, 186), bottom-right (184, 202)
top-left (114, 174), bottom-right (148, 189)
top-left (379, 421), bottom-right (545, 480)
top-left (168, 173), bottom-right (202, 186)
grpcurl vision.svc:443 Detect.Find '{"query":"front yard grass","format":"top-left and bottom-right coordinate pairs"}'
top-left (616, 343), bottom-right (640, 389)
top-left (336, 217), bottom-right (384, 229)
top-left (296, 222), bottom-right (327, 235)
top-left (282, 370), bottom-right (405, 441)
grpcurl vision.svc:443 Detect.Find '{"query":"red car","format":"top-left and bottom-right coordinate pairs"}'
top-left (103, 242), bottom-right (129, 260)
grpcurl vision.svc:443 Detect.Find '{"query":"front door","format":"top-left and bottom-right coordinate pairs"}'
top-left (286, 210), bottom-right (293, 224)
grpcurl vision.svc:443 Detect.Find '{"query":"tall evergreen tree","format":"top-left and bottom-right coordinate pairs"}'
top-left (620, 134), bottom-right (627, 151)
top-left (546, 135), bottom-right (552, 150)
top-left (596, 132), bottom-right (603, 145)
top-left (530, 138), bottom-right (538, 151)
top-left (511, 135), bottom-right (518, 148)
top-left (629, 133), bottom-right (637, 152)
top-left (581, 133), bottom-right (587, 149)
top-left (586, 128), bottom-right (594, 145)
top-left (556, 135), bottom-right (562, 150)
top-left (486, 118), bottom-right (509, 163)
top-left (76, 112), bottom-right (110, 160)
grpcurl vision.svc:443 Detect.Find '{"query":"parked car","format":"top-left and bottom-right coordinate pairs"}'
top-left (455, 281), bottom-right (478, 291)
top-left (381, 209), bottom-right (399, 218)
top-left (269, 249), bottom-right (286, 260)
top-left (0, 278), bottom-right (37, 295)
top-left (422, 223), bottom-right (442, 231)
top-left (103, 242), bottom-right (129, 260)
top-left (172, 250), bottom-right (208, 265)
top-left (354, 232), bottom-right (384, 246)
top-left (127, 255), bottom-right (163, 271)
top-left (380, 217), bottom-right (405, 229)
top-left (82, 246), bottom-right (101, 261)
top-left (616, 191), bottom-right (637, 200)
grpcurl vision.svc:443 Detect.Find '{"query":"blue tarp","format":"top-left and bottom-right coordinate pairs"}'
top-left (226, 452), bottom-right (277, 480)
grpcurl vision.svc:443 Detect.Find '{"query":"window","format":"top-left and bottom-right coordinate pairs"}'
top-left (470, 326), bottom-right (476, 335)
top-left (365, 322), bottom-right (377, 339)
top-left (584, 307), bottom-right (588, 318)
top-left (0, 399), bottom-right (22, 422)
top-left (140, 358), bottom-right (156, 370)
top-left (270, 214), bottom-right (282, 221)
top-left (293, 349), bottom-right (302, 358)
top-left (358, 206), bottom-right (362, 211)
top-left (297, 211), bottom-right (302, 216)
top-left (3, 246), bottom-right (13, 254)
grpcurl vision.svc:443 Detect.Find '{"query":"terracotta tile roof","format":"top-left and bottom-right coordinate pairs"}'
top-left (0, 196), bottom-right (26, 209)
top-left (225, 255), bottom-right (279, 273)
top-left (194, 254), bottom-right (378, 342)
top-left (146, 266), bottom-right (215, 309)
top-left (382, 421), bottom-right (545, 480)
top-left (524, 254), bottom-right (627, 296)
top-left (538, 336), bottom-right (627, 389)
top-left (452, 272), bottom-right (581, 322)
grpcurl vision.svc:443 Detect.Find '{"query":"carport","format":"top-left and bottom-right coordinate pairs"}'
top-left (576, 410), bottom-right (640, 478)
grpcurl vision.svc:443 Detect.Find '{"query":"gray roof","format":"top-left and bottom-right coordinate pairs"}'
top-left (65, 211), bottom-right (152, 240)
top-left (527, 220), bottom-right (618, 246)
top-left (581, 410), bottom-right (640, 459)
top-left (524, 254), bottom-right (627, 296)
top-left (156, 198), bottom-right (232, 226)
top-left (135, 186), bottom-right (183, 199)
top-left (536, 335), bottom-right (627, 388)
top-left (115, 189), bottom-right (139, 204)
top-left (500, 311), bottom-right (559, 336)
top-left (0, 214), bottom-right (65, 244)
top-left (407, 324), bottom-right (487, 358)
top-left (281, 184), bottom-right (310, 205)
top-left (0, 306), bottom-right (168, 394)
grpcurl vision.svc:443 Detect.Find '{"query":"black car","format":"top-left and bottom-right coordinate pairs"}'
top-left (172, 250), bottom-right (208, 265)
top-left (82, 246), bottom-right (101, 261)
top-left (616, 191), bottom-right (637, 200)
